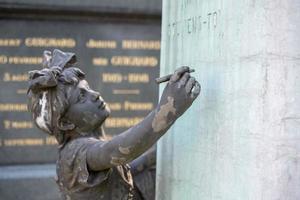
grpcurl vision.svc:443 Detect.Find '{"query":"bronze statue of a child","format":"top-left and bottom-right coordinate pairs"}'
top-left (27, 49), bottom-right (200, 200)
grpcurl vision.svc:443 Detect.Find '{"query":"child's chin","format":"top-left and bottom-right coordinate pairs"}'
top-left (95, 116), bottom-right (108, 127)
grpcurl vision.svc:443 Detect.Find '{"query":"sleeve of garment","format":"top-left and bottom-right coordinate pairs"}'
top-left (58, 137), bottom-right (111, 192)
top-left (132, 167), bottom-right (156, 200)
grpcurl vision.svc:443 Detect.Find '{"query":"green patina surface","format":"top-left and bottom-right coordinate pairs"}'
top-left (156, 0), bottom-right (300, 199)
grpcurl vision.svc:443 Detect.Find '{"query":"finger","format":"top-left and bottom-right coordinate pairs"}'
top-left (185, 77), bottom-right (196, 93)
top-left (177, 72), bottom-right (190, 88)
top-left (170, 66), bottom-right (190, 83)
top-left (191, 81), bottom-right (201, 99)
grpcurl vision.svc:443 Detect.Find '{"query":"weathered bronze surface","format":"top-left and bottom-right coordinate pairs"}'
top-left (27, 49), bottom-right (200, 199)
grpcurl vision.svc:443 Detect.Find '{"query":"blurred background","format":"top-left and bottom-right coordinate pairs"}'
top-left (0, 1), bottom-right (162, 199)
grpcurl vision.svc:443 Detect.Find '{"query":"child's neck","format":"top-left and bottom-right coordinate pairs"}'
top-left (67, 126), bottom-right (107, 140)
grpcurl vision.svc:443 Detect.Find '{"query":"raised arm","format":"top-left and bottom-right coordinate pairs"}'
top-left (130, 145), bottom-right (156, 176)
top-left (87, 67), bottom-right (201, 171)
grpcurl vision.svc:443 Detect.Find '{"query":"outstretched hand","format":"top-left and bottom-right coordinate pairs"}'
top-left (158, 66), bottom-right (201, 119)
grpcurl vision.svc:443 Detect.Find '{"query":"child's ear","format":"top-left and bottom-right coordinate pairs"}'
top-left (57, 118), bottom-right (75, 131)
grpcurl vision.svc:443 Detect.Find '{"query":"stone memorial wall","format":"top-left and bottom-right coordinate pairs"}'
top-left (156, 0), bottom-right (300, 199)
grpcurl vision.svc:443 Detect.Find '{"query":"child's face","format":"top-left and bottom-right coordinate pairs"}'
top-left (64, 79), bottom-right (110, 132)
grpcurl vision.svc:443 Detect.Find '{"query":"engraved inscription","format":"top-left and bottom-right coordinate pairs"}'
top-left (168, 10), bottom-right (221, 37)
top-left (0, 19), bottom-right (160, 164)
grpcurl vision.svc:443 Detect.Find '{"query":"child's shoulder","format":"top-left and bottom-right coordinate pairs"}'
top-left (60, 137), bottom-right (102, 156)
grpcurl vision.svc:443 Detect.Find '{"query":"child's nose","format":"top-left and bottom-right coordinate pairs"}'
top-left (90, 91), bottom-right (100, 101)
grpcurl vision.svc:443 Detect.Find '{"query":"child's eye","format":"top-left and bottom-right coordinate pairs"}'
top-left (78, 90), bottom-right (86, 102)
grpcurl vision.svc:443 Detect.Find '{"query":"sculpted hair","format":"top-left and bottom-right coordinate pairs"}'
top-left (27, 50), bottom-right (85, 146)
